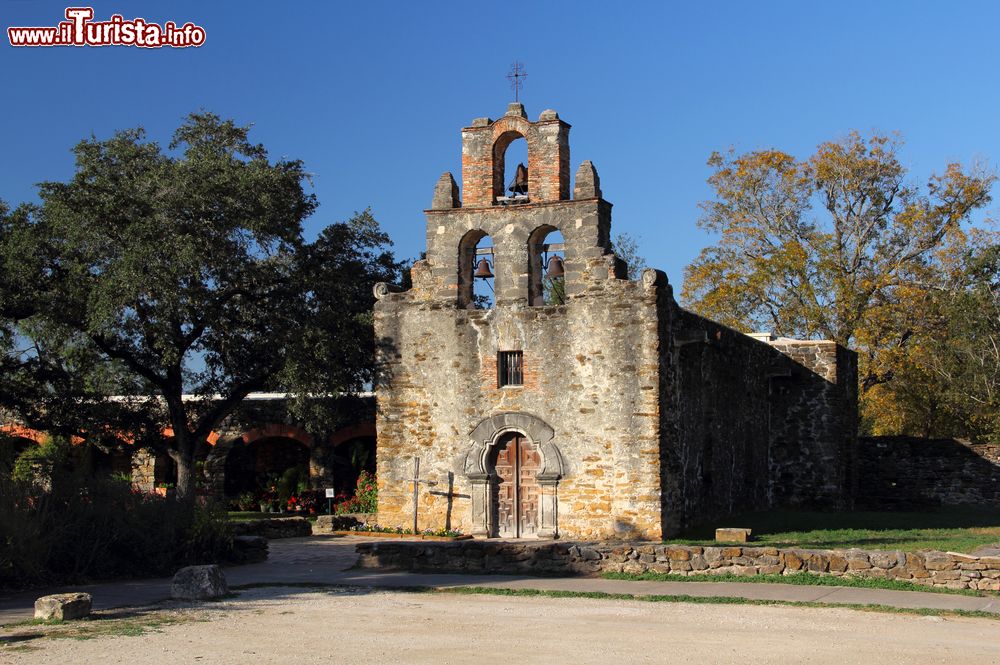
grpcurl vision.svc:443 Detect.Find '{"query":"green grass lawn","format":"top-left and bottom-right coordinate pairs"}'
top-left (669, 507), bottom-right (1000, 553)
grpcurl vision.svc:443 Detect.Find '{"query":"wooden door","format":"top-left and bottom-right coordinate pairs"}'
top-left (491, 434), bottom-right (540, 538)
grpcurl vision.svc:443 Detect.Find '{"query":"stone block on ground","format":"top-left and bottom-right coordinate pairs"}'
top-left (171, 564), bottom-right (229, 600)
top-left (715, 528), bottom-right (751, 543)
top-left (34, 592), bottom-right (92, 621)
top-left (232, 535), bottom-right (269, 563)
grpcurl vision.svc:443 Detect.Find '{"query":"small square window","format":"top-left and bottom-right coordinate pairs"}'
top-left (498, 351), bottom-right (523, 387)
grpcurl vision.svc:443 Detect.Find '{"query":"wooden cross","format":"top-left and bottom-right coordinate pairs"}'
top-left (429, 471), bottom-right (471, 532)
top-left (410, 456), bottom-right (436, 534)
top-left (507, 61), bottom-right (527, 103)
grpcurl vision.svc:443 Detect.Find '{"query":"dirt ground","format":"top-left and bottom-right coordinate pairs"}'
top-left (3, 586), bottom-right (1000, 664)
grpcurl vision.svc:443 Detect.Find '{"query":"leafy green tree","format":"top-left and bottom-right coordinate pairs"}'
top-left (0, 113), bottom-right (399, 500)
top-left (873, 242), bottom-right (1000, 441)
top-left (682, 132), bottom-right (995, 434)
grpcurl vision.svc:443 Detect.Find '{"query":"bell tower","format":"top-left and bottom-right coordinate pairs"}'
top-left (374, 103), bottom-right (669, 541)
top-left (453, 103), bottom-right (572, 208)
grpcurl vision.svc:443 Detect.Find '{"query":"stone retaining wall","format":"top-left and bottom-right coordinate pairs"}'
top-left (232, 517), bottom-right (312, 539)
top-left (355, 540), bottom-right (1000, 592)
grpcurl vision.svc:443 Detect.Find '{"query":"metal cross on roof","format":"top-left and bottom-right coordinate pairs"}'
top-left (507, 61), bottom-right (527, 103)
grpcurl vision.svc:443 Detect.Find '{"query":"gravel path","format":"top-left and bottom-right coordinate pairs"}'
top-left (4, 585), bottom-right (1000, 664)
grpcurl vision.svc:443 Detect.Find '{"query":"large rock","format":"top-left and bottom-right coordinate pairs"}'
top-left (34, 592), bottom-right (92, 621)
top-left (171, 564), bottom-right (229, 600)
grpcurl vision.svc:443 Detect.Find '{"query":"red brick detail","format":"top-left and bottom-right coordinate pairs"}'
top-left (240, 423), bottom-right (313, 448)
top-left (163, 427), bottom-right (221, 446)
top-left (479, 351), bottom-right (540, 392)
top-left (0, 424), bottom-right (87, 445)
top-left (461, 114), bottom-right (569, 207)
top-left (0, 424), bottom-right (46, 445)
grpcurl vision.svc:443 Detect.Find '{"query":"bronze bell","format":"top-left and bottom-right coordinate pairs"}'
top-left (545, 255), bottom-right (565, 279)
top-left (474, 257), bottom-right (494, 279)
top-left (509, 163), bottom-right (528, 194)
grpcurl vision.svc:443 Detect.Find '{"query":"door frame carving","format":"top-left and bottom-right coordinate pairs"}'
top-left (463, 412), bottom-right (563, 538)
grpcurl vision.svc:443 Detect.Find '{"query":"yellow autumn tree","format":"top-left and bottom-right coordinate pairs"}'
top-left (682, 131), bottom-right (996, 436)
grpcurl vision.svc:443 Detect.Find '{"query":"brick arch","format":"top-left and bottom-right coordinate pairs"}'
top-left (0, 424), bottom-right (47, 445)
top-left (492, 127), bottom-right (528, 201)
top-left (327, 423), bottom-right (376, 448)
top-left (240, 423), bottom-right (313, 448)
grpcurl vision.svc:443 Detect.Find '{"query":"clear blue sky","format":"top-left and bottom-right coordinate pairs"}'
top-left (3, 1), bottom-right (998, 293)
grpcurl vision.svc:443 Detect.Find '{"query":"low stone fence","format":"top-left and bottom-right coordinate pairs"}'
top-left (355, 541), bottom-right (1000, 592)
top-left (232, 517), bottom-right (312, 539)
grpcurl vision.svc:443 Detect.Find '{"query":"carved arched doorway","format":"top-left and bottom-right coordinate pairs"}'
top-left (488, 432), bottom-right (542, 538)
top-left (464, 412), bottom-right (564, 538)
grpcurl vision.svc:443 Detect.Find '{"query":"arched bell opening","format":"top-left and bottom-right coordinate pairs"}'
top-left (528, 225), bottom-right (566, 306)
top-left (458, 229), bottom-right (494, 309)
top-left (492, 131), bottom-right (529, 204)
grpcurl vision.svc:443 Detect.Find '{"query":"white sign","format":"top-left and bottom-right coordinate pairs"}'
top-left (324, 488), bottom-right (336, 498)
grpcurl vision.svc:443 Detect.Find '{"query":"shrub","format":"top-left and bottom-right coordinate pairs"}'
top-left (0, 467), bottom-right (233, 590)
top-left (236, 491), bottom-right (258, 511)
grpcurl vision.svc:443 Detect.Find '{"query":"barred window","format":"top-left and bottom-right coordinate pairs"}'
top-left (498, 351), bottom-right (523, 387)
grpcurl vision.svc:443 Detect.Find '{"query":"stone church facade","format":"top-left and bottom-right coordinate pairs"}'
top-left (373, 103), bottom-right (857, 540)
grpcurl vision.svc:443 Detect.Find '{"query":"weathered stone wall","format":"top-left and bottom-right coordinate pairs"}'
top-left (768, 341), bottom-right (858, 508)
top-left (658, 315), bottom-right (858, 533)
top-left (858, 436), bottom-right (1000, 508)
top-left (231, 516), bottom-right (312, 539)
top-left (375, 215), bottom-right (667, 539)
top-left (355, 540), bottom-right (1000, 592)
top-left (662, 311), bottom-right (776, 534)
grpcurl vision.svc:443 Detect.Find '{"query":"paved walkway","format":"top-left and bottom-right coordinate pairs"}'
top-left (3, 536), bottom-right (999, 626)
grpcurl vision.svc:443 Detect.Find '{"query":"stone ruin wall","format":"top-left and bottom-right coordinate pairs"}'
top-left (660, 309), bottom-right (777, 535)
top-left (858, 436), bottom-right (1000, 508)
top-left (658, 311), bottom-right (858, 535)
top-left (767, 340), bottom-right (858, 508)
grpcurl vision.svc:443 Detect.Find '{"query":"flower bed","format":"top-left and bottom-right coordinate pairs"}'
top-left (337, 524), bottom-right (470, 541)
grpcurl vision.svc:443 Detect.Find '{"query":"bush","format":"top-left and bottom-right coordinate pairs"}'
top-left (334, 470), bottom-right (377, 514)
top-left (0, 467), bottom-right (234, 590)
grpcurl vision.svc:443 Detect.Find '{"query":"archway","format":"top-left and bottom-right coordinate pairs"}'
top-left (488, 432), bottom-right (541, 537)
top-left (0, 436), bottom-right (35, 474)
top-left (494, 131), bottom-right (528, 203)
top-left (224, 436), bottom-right (310, 500)
top-left (324, 424), bottom-right (377, 499)
top-left (528, 225), bottom-right (566, 306)
top-left (463, 412), bottom-right (564, 538)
